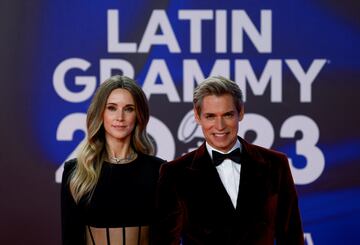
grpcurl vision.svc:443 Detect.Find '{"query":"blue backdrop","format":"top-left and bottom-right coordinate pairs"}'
top-left (1, 1), bottom-right (359, 244)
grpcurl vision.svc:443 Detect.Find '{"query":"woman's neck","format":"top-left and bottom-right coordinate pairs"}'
top-left (105, 135), bottom-right (131, 157)
top-left (105, 137), bottom-right (137, 164)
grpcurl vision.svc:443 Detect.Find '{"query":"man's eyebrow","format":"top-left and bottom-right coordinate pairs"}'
top-left (203, 110), bottom-right (235, 115)
top-left (223, 110), bottom-right (236, 115)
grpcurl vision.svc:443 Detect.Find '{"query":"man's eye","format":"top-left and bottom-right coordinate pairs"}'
top-left (224, 113), bottom-right (234, 118)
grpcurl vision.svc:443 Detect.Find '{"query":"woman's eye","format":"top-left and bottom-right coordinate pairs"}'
top-left (125, 107), bottom-right (135, 112)
top-left (107, 106), bottom-right (116, 111)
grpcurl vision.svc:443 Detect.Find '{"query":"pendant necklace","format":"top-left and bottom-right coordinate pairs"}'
top-left (109, 150), bottom-right (137, 164)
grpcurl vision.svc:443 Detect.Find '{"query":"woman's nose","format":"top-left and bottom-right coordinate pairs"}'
top-left (116, 110), bottom-right (124, 121)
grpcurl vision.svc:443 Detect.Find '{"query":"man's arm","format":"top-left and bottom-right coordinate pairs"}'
top-left (154, 163), bottom-right (184, 245)
top-left (275, 154), bottom-right (304, 245)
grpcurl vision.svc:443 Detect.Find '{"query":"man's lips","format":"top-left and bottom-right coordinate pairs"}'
top-left (212, 132), bottom-right (229, 137)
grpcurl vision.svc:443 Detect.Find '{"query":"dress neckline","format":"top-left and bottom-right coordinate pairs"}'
top-left (103, 154), bottom-right (141, 167)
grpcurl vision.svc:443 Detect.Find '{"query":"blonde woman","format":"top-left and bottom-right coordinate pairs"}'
top-left (61, 75), bottom-right (165, 245)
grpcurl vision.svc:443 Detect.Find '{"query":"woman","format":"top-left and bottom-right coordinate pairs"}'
top-left (61, 75), bottom-right (165, 245)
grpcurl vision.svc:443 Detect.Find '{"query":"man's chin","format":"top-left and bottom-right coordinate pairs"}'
top-left (210, 142), bottom-right (232, 152)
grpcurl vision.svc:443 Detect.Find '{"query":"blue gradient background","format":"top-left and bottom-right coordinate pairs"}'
top-left (1, 0), bottom-right (359, 244)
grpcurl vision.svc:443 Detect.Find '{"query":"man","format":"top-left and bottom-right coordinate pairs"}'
top-left (155, 76), bottom-right (304, 244)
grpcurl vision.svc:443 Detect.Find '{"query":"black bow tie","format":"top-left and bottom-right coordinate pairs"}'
top-left (212, 148), bottom-right (241, 166)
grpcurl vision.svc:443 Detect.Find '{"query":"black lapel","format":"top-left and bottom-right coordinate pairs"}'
top-left (236, 138), bottom-right (270, 214)
top-left (186, 142), bottom-right (237, 212)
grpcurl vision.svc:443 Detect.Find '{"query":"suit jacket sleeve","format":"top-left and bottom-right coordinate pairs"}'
top-left (60, 160), bottom-right (86, 245)
top-left (154, 162), bottom-right (184, 245)
top-left (275, 154), bottom-right (304, 245)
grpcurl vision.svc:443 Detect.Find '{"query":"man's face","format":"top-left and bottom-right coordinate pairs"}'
top-left (195, 94), bottom-right (243, 152)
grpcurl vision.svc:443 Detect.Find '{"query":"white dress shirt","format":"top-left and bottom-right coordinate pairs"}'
top-left (206, 140), bottom-right (242, 208)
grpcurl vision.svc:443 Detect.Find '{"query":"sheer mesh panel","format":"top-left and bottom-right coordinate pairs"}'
top-left (86, 226), bottom-right (150, 245)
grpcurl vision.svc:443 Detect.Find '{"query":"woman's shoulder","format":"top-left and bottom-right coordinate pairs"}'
top-left (63, 158), bottom-right (78, 176)
top-left (141, 153), bottom-right (166, 162)
top-left (139, 153), bottom-right (166, 168)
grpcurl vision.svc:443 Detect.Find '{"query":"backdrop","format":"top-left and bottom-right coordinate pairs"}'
top-left (1, 1), bottom-right (359, 244)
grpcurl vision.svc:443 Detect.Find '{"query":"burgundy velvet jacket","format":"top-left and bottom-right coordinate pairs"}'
top-left (155, 137), bottom-right (304, 245)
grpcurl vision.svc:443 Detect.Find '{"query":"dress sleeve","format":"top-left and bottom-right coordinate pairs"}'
top-left (61, 160), bottom-right (86, 245)
top-left (275, 154), bottom-right (304, 245)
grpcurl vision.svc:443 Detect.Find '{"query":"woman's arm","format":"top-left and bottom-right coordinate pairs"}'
top-left (60, 160), bottom-right (86, 245)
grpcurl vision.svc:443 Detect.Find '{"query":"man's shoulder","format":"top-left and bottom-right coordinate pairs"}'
top-left (159, 148), bottom-right (200, 176)
top-left (167, 149), bottom-right (198, 167)
top-left (242, 139), bottom-right (289, 167)
top-left (247, 142), bottom-right (286, 158)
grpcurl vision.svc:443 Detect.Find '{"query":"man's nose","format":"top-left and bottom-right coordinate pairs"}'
top-left (214, 117), bottom-right (225, 130)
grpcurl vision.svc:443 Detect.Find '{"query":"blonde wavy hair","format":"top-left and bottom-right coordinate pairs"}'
top-left (69, 75), bottom-right (154, 203)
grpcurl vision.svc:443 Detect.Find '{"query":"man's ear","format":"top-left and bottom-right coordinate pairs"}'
top-left (238, 105), bottom-right (245, 121)
top-left (193, 107), bottom-right (201, 123)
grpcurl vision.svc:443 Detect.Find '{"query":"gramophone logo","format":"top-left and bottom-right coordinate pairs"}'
top-left (177, 109), bottom-right (205, 154)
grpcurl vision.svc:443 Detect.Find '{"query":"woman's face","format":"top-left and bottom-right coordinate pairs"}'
top-left (103, 88), bottom-right (137, 144)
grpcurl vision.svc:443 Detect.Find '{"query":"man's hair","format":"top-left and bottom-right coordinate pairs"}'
top-left (193, 76), bottom-right (244, 115)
